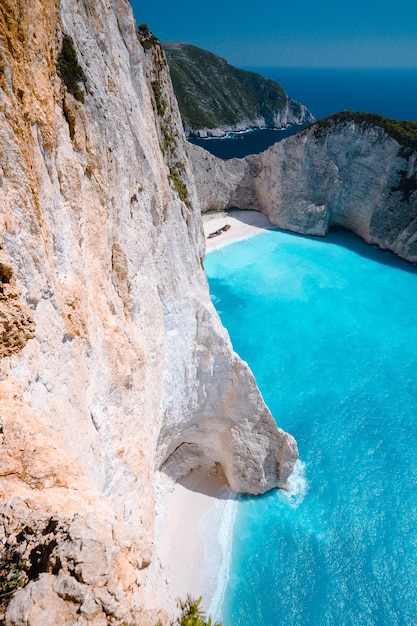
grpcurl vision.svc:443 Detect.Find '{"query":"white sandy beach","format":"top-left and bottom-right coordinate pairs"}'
top-left (151, 465), bottom-right (230, 620)
top-left (203, 209), bottom-right (274, 252)
top-left (149, 210), bottom-right (273, 621)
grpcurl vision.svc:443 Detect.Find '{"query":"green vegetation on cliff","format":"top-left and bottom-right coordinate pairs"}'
top-left (313, 111), bottom-right (417, 151)
top-left (156, 596), bottom-right (222, 626)
top-left (138, 28), bottom-right (191, 208)
top-left (57, 34), bottom-right (86, 103)
top-left (137, 23), bottom-right (159, 50)
top-left (162, 42), bottom-right (307, 133)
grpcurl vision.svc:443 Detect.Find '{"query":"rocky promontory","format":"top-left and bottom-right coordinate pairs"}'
top-left (190, 112), bottom-right (417, 263)
top-left (163, 41), bottom-right (314, 137)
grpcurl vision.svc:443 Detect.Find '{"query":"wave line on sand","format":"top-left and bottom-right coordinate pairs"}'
top-left (200, 486), bottom-right (238, 621)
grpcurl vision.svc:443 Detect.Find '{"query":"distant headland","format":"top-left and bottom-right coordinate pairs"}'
top-left (162, 41), bottom-right (314, 137)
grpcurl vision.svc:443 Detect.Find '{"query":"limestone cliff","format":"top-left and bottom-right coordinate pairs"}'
top-left (0, 0), bottom-right (297, 623)
top-left (190, 114), bottom-right (417, 263)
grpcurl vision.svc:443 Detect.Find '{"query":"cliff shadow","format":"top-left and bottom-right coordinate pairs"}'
top-left (225, 215), bottom-right (417, 275)
top-left (325, 226), bottom-right (417, 275)
top-left (175, 463), bottom-right (235, 500)
top-left (222, 211), bottom-right (417, 275)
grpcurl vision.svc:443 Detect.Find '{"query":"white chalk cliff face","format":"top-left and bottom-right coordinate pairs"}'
top-left (190, 119), bottom-right (417, 263)
top-left (0, 0), bottom-right (297, 623)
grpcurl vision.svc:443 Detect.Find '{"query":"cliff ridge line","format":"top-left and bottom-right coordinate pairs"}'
top-left (0, 0), bottom-right (297, 623)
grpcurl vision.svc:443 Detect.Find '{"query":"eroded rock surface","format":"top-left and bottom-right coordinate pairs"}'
top-left (0, 0), bottom-right (297, 623)
top-left (0, 250), bottom-right (35, 359)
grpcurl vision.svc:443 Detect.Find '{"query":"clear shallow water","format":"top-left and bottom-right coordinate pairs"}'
top-left (204, 228), bottom-right (417, 625)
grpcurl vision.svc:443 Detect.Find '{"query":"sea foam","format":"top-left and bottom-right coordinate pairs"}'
top-left (279, 458), bottom-right (308, 509)
top-left (200, 486), bottom-right (238, 621)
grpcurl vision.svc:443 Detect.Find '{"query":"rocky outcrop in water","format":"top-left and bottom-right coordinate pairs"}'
top-left (190, 114), bottom-right (417, 263)
top-left (0, 1), bottom-right (297, 624)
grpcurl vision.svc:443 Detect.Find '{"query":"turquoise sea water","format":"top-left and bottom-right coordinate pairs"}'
top-left (204, 228), bottom-right (417, 625)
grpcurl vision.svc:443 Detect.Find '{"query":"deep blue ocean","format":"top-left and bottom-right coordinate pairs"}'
top-left (203, 228), bottom-right (417, 625)
top-left (189, 68), bottom-right (417, 159)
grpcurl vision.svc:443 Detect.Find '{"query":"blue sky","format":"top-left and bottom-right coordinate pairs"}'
top-left (129, 0), bottom-right (417, 68)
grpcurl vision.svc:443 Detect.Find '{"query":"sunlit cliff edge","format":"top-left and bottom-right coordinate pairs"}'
top-left (0, 1), bottom-right (297, 624)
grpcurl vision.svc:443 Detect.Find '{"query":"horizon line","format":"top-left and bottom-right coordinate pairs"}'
top-left (239, 65), bottom-right (417, 70)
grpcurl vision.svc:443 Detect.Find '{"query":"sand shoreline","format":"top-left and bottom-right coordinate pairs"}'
top-left (149, 210), bottom-right (273, 621)
top-left (203, 209), bottom-right (275, 252)
top-left (150, 465), bottom-right (231, 620)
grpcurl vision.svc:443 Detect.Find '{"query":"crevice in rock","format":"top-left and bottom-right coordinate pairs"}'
top-left (0, 261), bottom-right (12, 286)
top-left (27, 539), bottom-right (58, 581)
top-left (62, 97), bottom-right (76, 142)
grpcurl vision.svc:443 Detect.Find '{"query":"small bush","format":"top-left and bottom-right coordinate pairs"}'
top-left (0, 558), bottom-right (28, 615)
top-left (156, 596), bottom-right (222, 626)
top-left (57, 34), bottom-right (86, 102)
top-left (138, 23), bottom-right (150, 36)
top-left (168, 163), bottom-right (190, 206)
top-left (151, 80), bottom-right (167, 117)
top-left (138, 23), bottom-right (159, 51)
top-left (0, 561), bottom-right (27, 594)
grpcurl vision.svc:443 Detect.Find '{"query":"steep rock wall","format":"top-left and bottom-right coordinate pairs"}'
top-left (0, 0), bottom-right (297, 623)
top-left (190, 119), bottom-right (417, 262)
